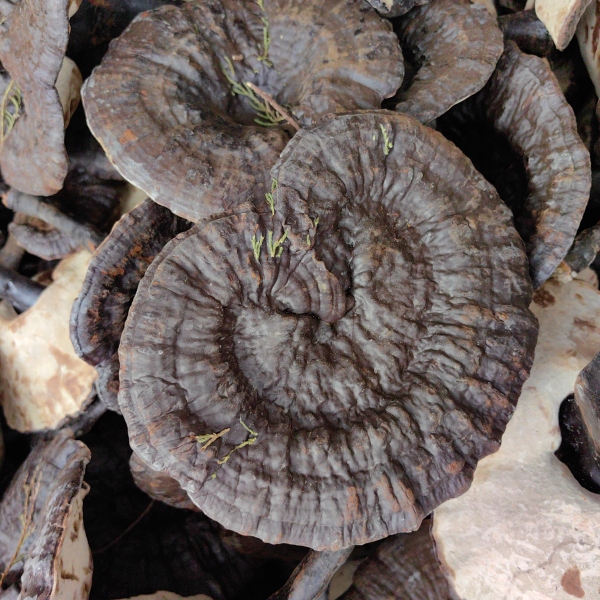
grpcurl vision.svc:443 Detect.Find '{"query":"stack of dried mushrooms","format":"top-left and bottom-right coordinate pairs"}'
top-left (0, 0), bottom-right (598, 597)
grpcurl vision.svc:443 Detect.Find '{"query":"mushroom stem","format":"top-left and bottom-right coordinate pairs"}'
top-left (245, 82), bottom-right (300, 131)
top-left (267, 546), bottom-right (355, 600)
top-left (0, 232), bottom-right (24, 269)
top-left (4, 190), bottom-right (104, 252)
top-left (0, 265), bottom-right (45, 311)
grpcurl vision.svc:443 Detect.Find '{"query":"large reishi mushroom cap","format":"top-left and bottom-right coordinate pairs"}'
top-left (71, 199), bottom-right (191, 412)
top-left (393, 0), bottom-right (503, 124)
top-left (438, 41), bottom-right (591, 289)
top-left (0, 0), bottom-right (81, 196)
top-left (82, 0), bottom-right (403, 222)
top-left (118, 111), bottom-right (538, 550)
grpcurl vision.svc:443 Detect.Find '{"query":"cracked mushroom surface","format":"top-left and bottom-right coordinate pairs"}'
top-left (71, 199), bottom-right (191, 411)
top-left (118, 111), bottom-right (538, 550)
top-left (0, 431), bottom-right (92, 598)
top-left (438, 41), bottom-right (591, 289)
top-left (393, 0), bottom-right (503, 124)
top-left (82, 0), bottom-right (403, 222)
top-left (0, 0), bottom-right (82, 196)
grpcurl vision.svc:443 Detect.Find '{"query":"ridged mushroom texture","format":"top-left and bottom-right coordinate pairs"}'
top-left (117, 112), bottom-right (538, 550)
top-left (81, 0), bottom-right (403, 222)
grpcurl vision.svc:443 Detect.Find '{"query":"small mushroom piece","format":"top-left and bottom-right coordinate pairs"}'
top-left (498, 9), bottom-right (554, 56)
top-left (267, 548), bottom-right (354, 600)
top-left (0, 249), bottom-right (97, 433)
top-left (555, 351), bottom-right (600, 492)
top-left (438, 41), bottom-right (591, 289)
top-left (118, 112), bottom-right (537, 549)
top-left (0, 0), bottom-right (83, 196)
top-left (365, 0), bottom-right (431, 17)
top-left (340, 521), bottom-right (454, 600)
top-left (71, 199), bottom-right (191, 411)
top-left (433, 277), bottom-right (600, 599)
top-left (129, 452), bottom-right (199, 512)
top-left (0, 431), bottom-right (92, 597)
top-left (82, 0), bottom-right (403, 222)
top-left (393, 0), bottom-right (503, 123)
top-left (561, 221), bottom-right (600, 277)
top-left (534, 0), bottom-right (592, 50)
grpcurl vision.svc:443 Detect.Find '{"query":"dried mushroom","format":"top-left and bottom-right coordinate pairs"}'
top-left (365, 0), bottom-right (431, 17)
top-left (0, 250), bottom-right (97, 433)
top-left (71, 199), bottom-right (191, 411)
top-left (340, 521), bottom-right (453, 600)
top-left (498, 9), bottom-right (554, 56)
top-left (438, 41), bottom-right (591, 289)
top-left (267, 548), bottom-right (354, 600)
top-left (0, 0), bottom-right (82, 196)
top-left (129, 452), bottom-right (198, 512)
top-left (433, 277), bottom-right (600, 599)
top-left (82, 0), bottom-right (403, 222)
top-left (577, 1), bottom-right (600, 97)
top-left (118, 112), bottom-right (538, 550)
top-left (393, 0), bottom-right (503, 123)
top-left (535, 0), bottom-right (592, 50)
top-left (0, 431), bottom-right (92, 598)
top-left (556, 351), bottom-right (600, 493)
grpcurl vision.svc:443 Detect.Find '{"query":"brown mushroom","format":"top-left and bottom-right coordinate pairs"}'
top-left (365, 0), bottom-right (431, 17)
top-left (340, 521), bottom-right (454, 600)
top-left (393, 0), bottom-right (503, 124)
top-left (0, 0), bottom-right (83, 195)
top-left (498, 9), bottom-right (554, 56)
top-left (71, 199), bottom-right (191, 411)
top-left (82, 0), bottom-right (403, 222)
top-left (437, 41), bottom-right (591, 289)
top-left (0, 249), bottom-right (97, 433)
top-left (0, 430), bottom-right (92, 597)
top-left (118, 111), bottom-right (538, 550)
top-left (555, 351), bottom-right (600, 493)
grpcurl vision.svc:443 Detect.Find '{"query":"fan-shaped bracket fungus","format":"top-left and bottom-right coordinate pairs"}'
top-left (393, 0), bottom-right (503, 124)
top-left (0, 250), bottom-right (97, 432)
top-left (118, 111), bottom-right (537, 550)
top-left (0, 0), bottom-right (83, 195)
top-left (438, 41), bottom-right (591, 289)
top-left (82, 0), bottom-right (403, 222)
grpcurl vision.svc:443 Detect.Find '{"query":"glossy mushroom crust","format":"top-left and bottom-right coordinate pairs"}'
top-left (0, 0), bottom-right (74, 196)
top-left (393, 0), bottom-right (503, 124)
top-left (438, 41), bottom-right (591, 289)
top-left (71, 199), bottom-right (191, 411)
top-left (366, 0), bottom-right (431, 17)
top-left (119, 112), bottom-right (538, 550)
top-left (82, 0), bottom-right (403, 222)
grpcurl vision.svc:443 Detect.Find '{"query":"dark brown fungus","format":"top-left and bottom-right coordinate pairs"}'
top-left (82, 0), bottom-right (403, 222)
top-left (0, 0), bottom-right (81, 196)
top-left (0, 265), bottom-right (44, 312)
top-left (340, 521), bottom-right (454, 599)
top-left (365, 0), bottom-right (431, 18)
top-left (118, 112), bottom-right (538, 550)
top-left (0, 431), bottom-right (92, 596)
top-left (438, 41), bottom-right (591, 289)
top-left (267, 547), bottom-right (354, 600)
top-left (71, 199), bottom-right (191, 411)
top-left (498, 10), bottom-right (554, 56)
top-left (556, 352), bottom-right (600, 493)
top-left (562, 221), bottom-right (600, 276)
top-left (393, 0), bottom-right (503, 124)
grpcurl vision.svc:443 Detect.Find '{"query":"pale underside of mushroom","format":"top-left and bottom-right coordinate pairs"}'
top-left (0, 249), bottom-right (97, 432)
top-left (433, 277), bottom-right (600, 599)
top-left (534, 0), bottom-right (592, 50)
top-left (577, 1), bottom-right (600, 97)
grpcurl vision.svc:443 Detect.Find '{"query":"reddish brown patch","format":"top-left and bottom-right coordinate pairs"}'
top-left (119, 129), bottom-right (138, 145)
top-left (561, 566), bottom-right (585, 598)
top-left (574, 318), bottom-right (598, 331)
top-left (532, 288), bottom-right (556, 307)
